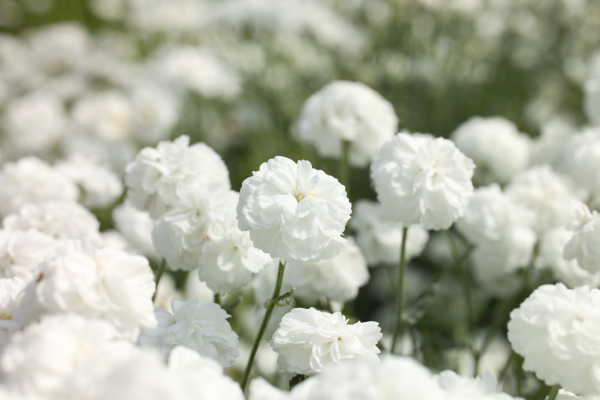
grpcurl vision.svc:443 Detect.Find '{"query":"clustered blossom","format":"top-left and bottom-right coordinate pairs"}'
top-left (296, 80), bottom-right (398, 167)
top-left (371, 132), bottom-right (475, 230)
top-left (564, 204), bottom-right (600, 274)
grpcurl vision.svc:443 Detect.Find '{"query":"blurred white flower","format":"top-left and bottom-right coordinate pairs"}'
top-left (564, 204), bottom-right (600, 274)
top-left (507, 283), bottom-right (600, 396)
top-left (451, 116), bottom-right (530, 185)
top-left (530, 118), bottom-right (576, 170)
top-left (0, 157), bottom-right (79, 217)
top-left (506, 165), bottom-right (579, 236)
top-left (56, 156), bottom-right (123, 209)
top-left (271, 307), bottom-right (381, 375)
top-left (238, 156), bottom-right (351, 263)
top-left (350, 199), bottom-right (429, 265)
top-left (125, 135), bottom-right (230, 218)
top-left (36, 239), bottom-right (156, 340)
top-left (90, 0), bottom-right (126, 21)
top-left (138, 298), bottom-right (239, 368)
top-left (153, 273), bottom-right (182, 313)
top-left (2, 91), bottom-right (67, 157)
top-left (72, 91), bottom-right (133, 142)
top-left (3, 201), bottom-right (100, 240)
top-left (0, 229), bottom-right (56, 280)
top-left (184, 269), bottom-right (215, 303)
top-left (556, 389), bottom-right (600, 400)
top-left (296, 80), bottom-right (398, 167)
top-left (585, 78), bottom-right (600, 127)
top-left (436, 370), bottom-right (520, 400)
top-left (130, 82), bottom-right (180, 145)
top-left (112, 202), bottom-right (159, 259)
top-left (284, 238), bottom-right (369, 303)
top-left (371, 132), bottom-right (475, 230)
top-left (560, 128), bottom-right (600, 198)
top-left (0, 277), bottom-right (33, 349)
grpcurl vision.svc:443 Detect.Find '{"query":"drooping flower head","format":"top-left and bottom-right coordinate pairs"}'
top-left (237, 156), bottom-right (351, 263)
top-left (371, 133), bottom-right (475, 230)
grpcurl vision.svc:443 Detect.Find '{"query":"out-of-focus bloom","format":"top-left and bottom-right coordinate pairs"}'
top-left (130, 83), bottom-right (180, 145)
top-left (36, 239), bottom-right (156, 340)
top-left (0, 277), bottom-right (33, 349)
top-left (2, 91), bottom-right (67, 156)
top-left (184, 269), bottom-right (215, 303)
top-left (0, 229), bottom-right (56, 280)
top-left (564, 204), bottom-right (600, 274)
top-left (112, 202), bottom-right (158, 259)
top-left (556, 389), bottom-right (600, 400)
top-left (27, 23), bottom-right (89, 75)
top-left (436, 370), bottom-right (521, 400)
top-left (350, 199), bottom-right (429, 265)
top-left (507, 283), bottom-right (600, 395)
top-left (138, 298), bottom-right (239, 368)
top-left (296, 80), bottom-right (398, 167)
top-left (536, 228), bottom-right (600, 288)
top-left (451, 116), bottom-right (530, 185)
top-left (560, 128), bottom-right (600, 198)
top-left (72, 91), bottom-right (133, 142)
top-left (506, 165), bottom-right (579, 236)
top-left (284, 239), bottom-right (369, 303)
top-left (585, 78), bottom-right (600, 127)
top-left (530, 118), bottom-right (576, 170)
top-left (371, 132), bottom-right (475, 230)
top-left (238, 156), bottom-right (351, 263)
top-left (271, 307), bottom-right (381, 375)
top-left (0, 157), bottom-right (79, 217)
top-left (56, 156), bottom-right (123, 209)
top-left (125, 135), bottom-right (230, 218)
top-left (3, 201), bottom-right (100, 240)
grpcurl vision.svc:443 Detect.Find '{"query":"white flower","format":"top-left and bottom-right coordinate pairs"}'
top-left (112, 202), bottom-right (159, 259)
top-left (349, 199), bottom-right (429, 265)
top-left (506, 165), bottom-right (579, 236)
top-left (536, 228), bottom-right (600, 288)
top-left (130, 82), bottom-right (180, 145)
top-left (271, 307), bottom-right (382, 375)
top-left (450, 116), bottom-right (531, 185)
top-left (436, 370), bottom-right (520, 400)
top-left (585, 78), bottom-right (600, 127)
top-left (2, 91), bottom-right (67, 156)
top-left (27, 22), bottom-right (89, 75)
top-left (296, 81), bottom-right (398, 167)
top-left (557, 389), bottom-right (600, 400)
top-left (185, 269), bottom-right (215, 303)
top-left (0, 229), bottom-right (56, 280)
top-left (56, 156), bottom-right (123, 209)
top-left (138, 298), bottom-right (239, 368)
top-left (72, 91), bottom-right (133, 142)
top-left (125, 135), bottom-right (230, 218)
top-left (507, 283), bottom-right (600, 395)
top-left (0, 277), bottom-right (35, 349)
top-left (36, 239), bottom-right (156, 340)
top-left (560, 128), bottom-right (600, 197)
top-left (0, 314), bottom-right (121, 397)
top-left (371, 133), bottom-right (475, 230)
top-left (0, 157), bottom-right (79, 217)
top-left (564, 204), bottom-right (600, 274)
top-left (3, 201), bottom-right (100, 240)
top-left (530, 118), bottom-right (576, 170)
top-left (238, 156), bottom-right (351, 263)
top-left (284, 238), bottom-right (369, 303)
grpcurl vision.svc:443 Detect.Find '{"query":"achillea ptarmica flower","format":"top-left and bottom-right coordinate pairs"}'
top-left (436, 370), bottom-right (521, 400)
top-left (297, 80), bottom-right (398, 167)
top-left (270, 307), bottom-right (382, 375)
top-left (564, 204), bottom-right (600, 274)
top-left (237, 156), bottom-right (351, 263)
top-left (138, 298), bottom-right (239, 368)
top-left (560, 128), bottom-right (600, 197)
top-left (0, 229), bottom-right (57, 280)
top-left (507, 283), bottom-right (600, 396)
top-left (371, 132), bottom-right (475, 230)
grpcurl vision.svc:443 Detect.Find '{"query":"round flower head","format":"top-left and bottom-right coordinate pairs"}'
top-left (112, 202), bottom-right (158, 259)
top-left (450, 116), bottom-right (531, 185)
top-left (36, 238), bottom-right (156, 340)
top-left (561, 128), bottom-right (600, 198)
top-left (284, 238), bottom-right (369, 303)
top-left (349, 199), bottom-right (429, 265)
top-left (125, 135), bottom-right (230, 218)
top-left (270, 307), bottom-right (382, 375)
top-left (507, 283), bottom-right (600, 395)
top-left (297, 81), bottom-right (398, 167)
top-left (72, 91), bottom-right (133, 142)
top-left (435, 370), bottom-right (520, 400)
top-left (138, 298), bottom-right (239, 368)
top-left (237, 156), bottom-right (351, 263)
top-left (0, 229), bottom-right (57, 280)
top-left (564, 204), bottom-right (600, 274)
top-left (371, 132), bottom-right (475, 230)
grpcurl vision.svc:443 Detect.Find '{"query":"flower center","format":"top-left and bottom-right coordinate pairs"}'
top-left (294, 192), bottom-right (315, 202)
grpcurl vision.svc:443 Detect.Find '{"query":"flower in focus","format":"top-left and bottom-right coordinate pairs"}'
top-left (349, 199), bottom-right (429, 265)
top-left (564, 204), bottom-right (600, 274)
top-left (371, 132), bottom-right (475, 230)
top-left (270, 307), bottom-right (382, 375)
top-left (138, 298), bottom-right (239, 368)
top-left (296, 80), bottom-right (398, 167)
top-left (237, 156), bottom-right (351, 263)
top-left (507, 283), bottom-right (600, 395)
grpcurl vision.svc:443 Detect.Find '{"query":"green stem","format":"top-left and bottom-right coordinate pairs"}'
top-left (241, 262), bottom-right (286, 392)
top-left (214, 293), bottom-right (221, 305)
top-left (152, 259), bottom-right (166, 302)
top-left (547, 385), bottom-right (560, 400)
top-left (391, 226), bottom-right (409, 354)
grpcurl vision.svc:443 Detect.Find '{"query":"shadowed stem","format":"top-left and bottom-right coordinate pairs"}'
top-left (152, 258), bottom-right (166, 302)
top-left (241, 261), bottom-right (286, 392)
top-left (391, 226), bottom-right (409, 354)
top-left (547, 385), bottom-right (560, 400)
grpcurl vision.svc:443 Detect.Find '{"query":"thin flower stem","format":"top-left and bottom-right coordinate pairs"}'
top-left (241, 261), bottom-right (286, 392)
top-left (391, 226), bottom-right (409, 354)
top-left (547, 384), bottom-right (561, 400)
top-left (151, 258), bottom-right (166, 302)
